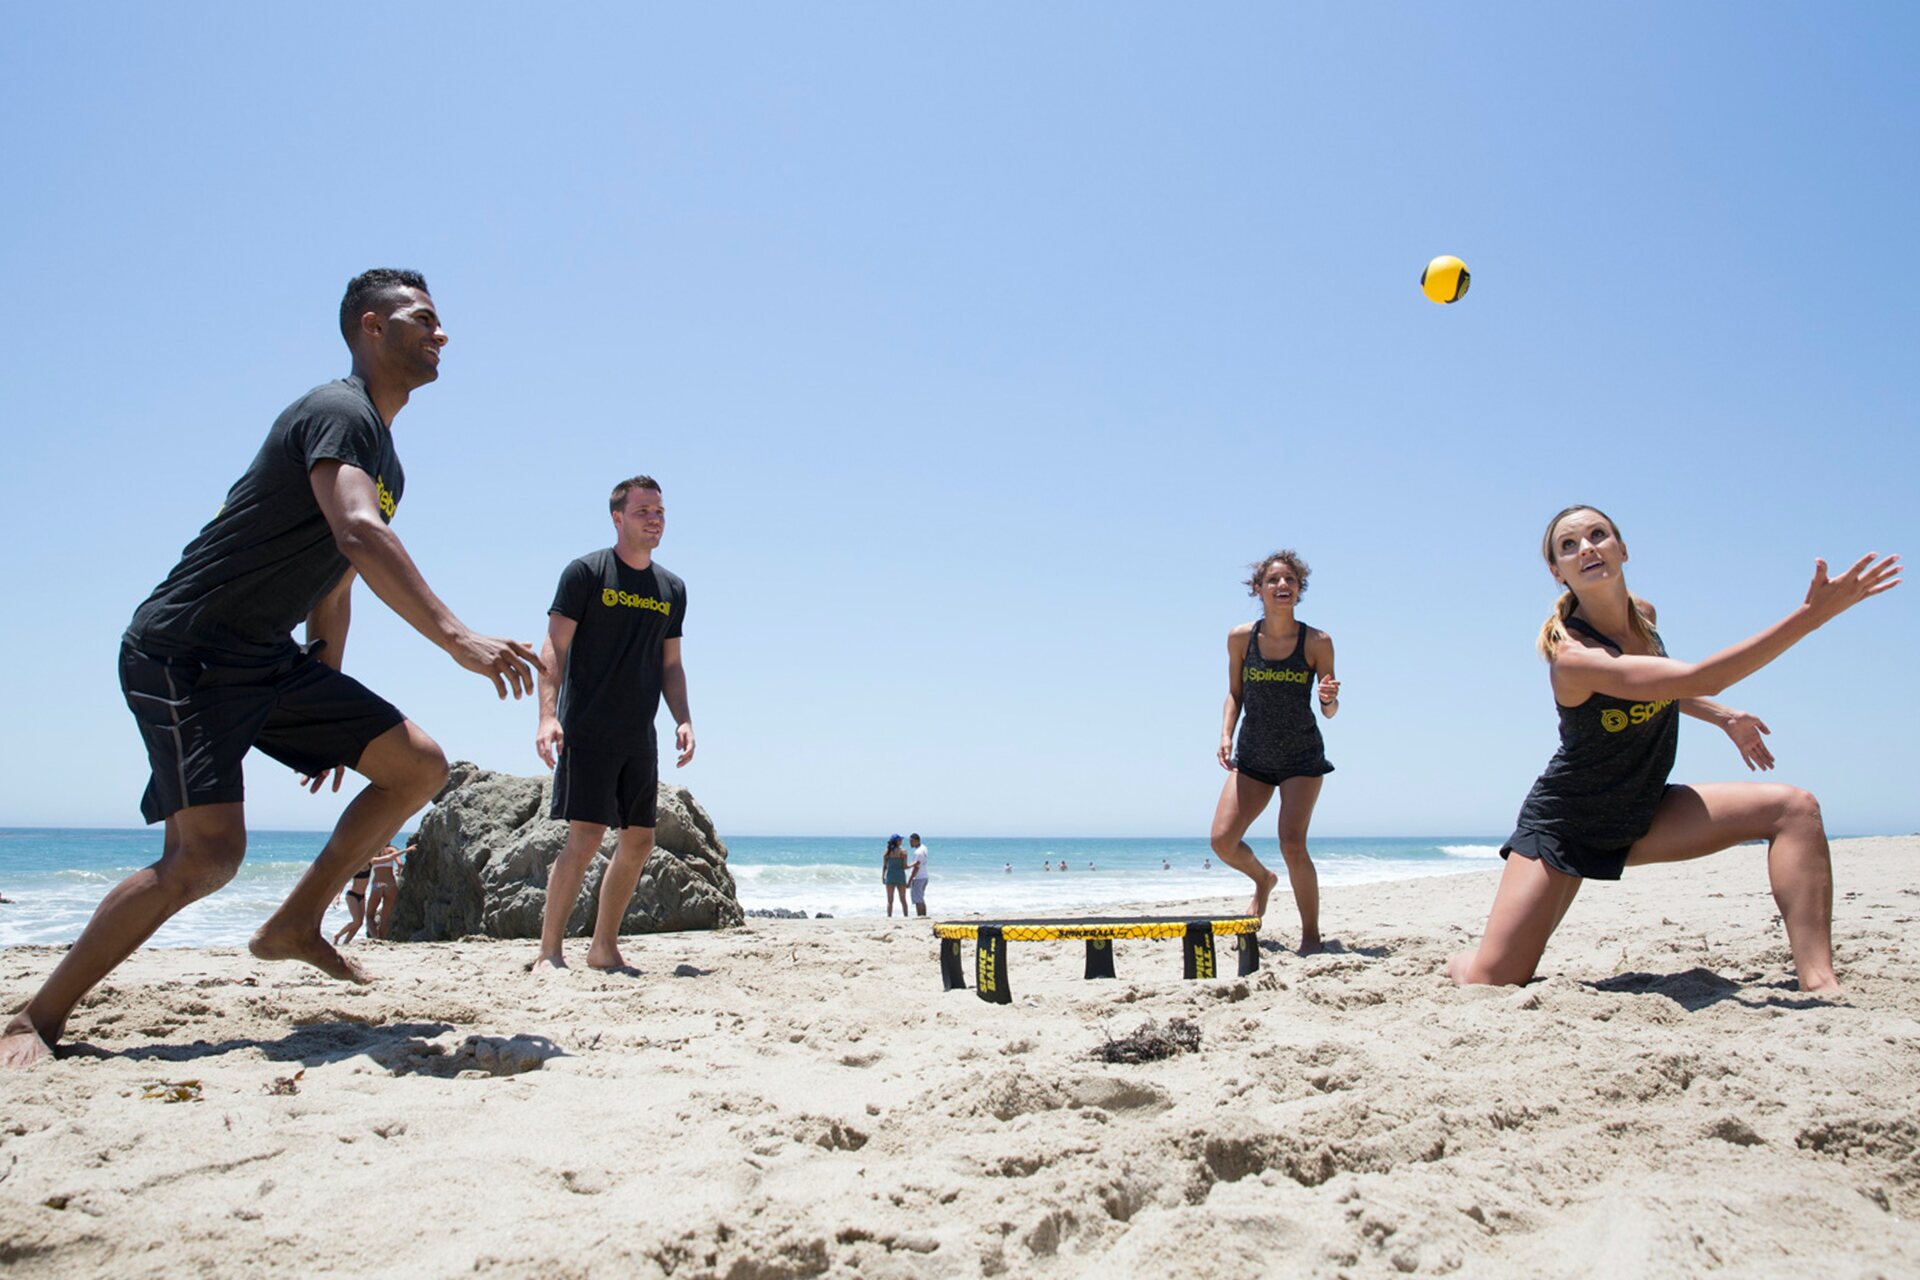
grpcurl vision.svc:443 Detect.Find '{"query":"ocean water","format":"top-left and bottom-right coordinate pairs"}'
top-left (0, 828), bottom-right (1502, 947)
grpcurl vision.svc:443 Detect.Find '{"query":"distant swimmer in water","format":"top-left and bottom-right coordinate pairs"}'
top-left (1058, 860), bottom-right (1068, 873)
top-left (1161, 859), bottom-right (1171, 870)
top-left (1446, 506), bottom-right (1899, 994)
top-left (1208, 550), bottom-right (1339, 953)
top-left (1004, 863), bottom-right (1012, 874)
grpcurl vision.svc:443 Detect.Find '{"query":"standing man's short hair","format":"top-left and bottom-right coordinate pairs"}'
top-left (609, 475), bottom-right (663, 512)
top-left (339, 269), bottom-right (430, 345)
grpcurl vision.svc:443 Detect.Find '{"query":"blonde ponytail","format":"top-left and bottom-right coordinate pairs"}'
top-left (1536, 589), bottom-right (1579, 660)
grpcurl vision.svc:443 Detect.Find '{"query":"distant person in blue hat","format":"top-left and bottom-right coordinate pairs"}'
top-left (882, 835), bottom-right (910, 917)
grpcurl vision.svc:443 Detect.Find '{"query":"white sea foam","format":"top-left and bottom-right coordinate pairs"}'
top-left (1438, 844), bottom-right (1503, 859)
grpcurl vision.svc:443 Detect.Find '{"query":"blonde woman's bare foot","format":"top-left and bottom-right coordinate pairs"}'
top-left (249, 926), bottom-right (369, 984)
top-left (527, 954), bottom-right (568, 975)
top-left (1297, 933), bottom-right (1323, 956)
top-left (0, 1013), bottom-right (55, 1068)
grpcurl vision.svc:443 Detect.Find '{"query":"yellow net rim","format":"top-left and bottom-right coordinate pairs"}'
top-left (933, 917), bottom-right (1260, 942)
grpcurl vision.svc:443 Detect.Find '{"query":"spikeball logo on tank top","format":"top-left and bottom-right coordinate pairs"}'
top-left (1244, 668), bottom-right (1311, 684)
top-left (1601, 699), bottom-right (1672, 733)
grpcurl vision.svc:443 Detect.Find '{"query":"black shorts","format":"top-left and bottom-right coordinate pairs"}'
top-left (551, 744), bottom-right (658, 829)
top-left (120, 639), bottom-right (406, 825)
top-left (1502, 789), bottom-right (1679, 881)
top-left (1231, 757), bottom-right (1334, 788)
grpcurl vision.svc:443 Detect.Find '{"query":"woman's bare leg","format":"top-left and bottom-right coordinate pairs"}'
top-left (1447, 852), bottom-right (1582, 986)
top-left (1275, 776), bottom-right (1325, 953)
top-left (1209, 772), bottom-right (1280, 917)
top-left (1625, 782), bottom-right (1838, 992)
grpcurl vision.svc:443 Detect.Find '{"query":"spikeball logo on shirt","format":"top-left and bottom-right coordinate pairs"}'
top-left (376, 477), bottom-right (397, 521)
top-left (1245, 668), bottom-right (1311, 684)
top-left (600, 588), bottom-right (672, 615)
top-left (1601, 699), bottom-right (1672, 733)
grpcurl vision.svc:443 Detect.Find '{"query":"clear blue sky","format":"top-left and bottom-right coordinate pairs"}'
top-left (2, 5), bottom-right (1914, 837)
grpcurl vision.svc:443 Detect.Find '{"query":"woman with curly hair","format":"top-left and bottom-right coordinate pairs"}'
top-left (1208, 550), bottom-right (1340, 951)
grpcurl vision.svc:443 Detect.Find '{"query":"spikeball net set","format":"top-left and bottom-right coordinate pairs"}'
top-left (932, 915), bottom-right (1262, 1004)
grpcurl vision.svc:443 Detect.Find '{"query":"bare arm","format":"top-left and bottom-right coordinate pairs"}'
top-left (662, 637), bottom-right (695, 767)
top-left (1218, 626), bottom-right (1250, 770)
top-left (1552, 554), bottom-right (1899, 704)
top-left (309, 460), bottom-right (539, 698)
top-left (534, 613), bottom-right (577, 768)
top-left (1308, 629), bottom-right (1340, 719)
top-left (304, 568), bottom-right (356, 672)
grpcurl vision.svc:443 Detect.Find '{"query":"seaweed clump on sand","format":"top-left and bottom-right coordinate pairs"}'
top-left (1097, 1017), bottom-right (1202, 1064)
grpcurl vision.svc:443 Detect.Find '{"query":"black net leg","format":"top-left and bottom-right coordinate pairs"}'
top-left (1182, 922), bottom-right (1217, 980)
top-left (941, 937), bottom-right (967, 991)
top-left (1237, 931), bottom-right (1261, 976)
top-left (1084, 938), bottom-right (1116, 979)
top-left (975, 926), bottom-right (1011, 1004)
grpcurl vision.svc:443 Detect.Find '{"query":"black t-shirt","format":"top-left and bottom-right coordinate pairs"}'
top-left (550, 549), bottom-right (687, 754)
top-left (127, 377), bottom-right (403, 664)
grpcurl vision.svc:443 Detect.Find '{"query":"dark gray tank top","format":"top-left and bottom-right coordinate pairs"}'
top-left (1513, 616), bottom-right (1680, 848)
top-left (1233, 619), bottom-right (1328, 775)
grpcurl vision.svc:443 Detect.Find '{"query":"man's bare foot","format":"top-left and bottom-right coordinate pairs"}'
top-left (527, 954), bottom-right (568, 974)
top-left (1799, 976), bottom-right (1844, 996)
top-left (1, 1012), bottom-right (56, 1068)
top-left (248, 927), bottom-right (369, 984)
top-left (1246, 869), bottom-right (1281, 919)
top-left (585, 945), bottom-right (627, 972)
top-left (1296, 933), bottom-right (1323, 957)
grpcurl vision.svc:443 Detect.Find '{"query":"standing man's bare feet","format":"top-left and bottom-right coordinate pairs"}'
top-left (585, 944), bottom-right (629, 972)
top-left (1296, 933), bottom-right (1323, 956)
top-left (0, 1013), bottom-right (56, 1068)
top-left (527, 954), bottom-right (568, 974)
top-left (248, 927), bottom-right (370, 984)
top-left (1247, 868), bottom-right (1281, 919)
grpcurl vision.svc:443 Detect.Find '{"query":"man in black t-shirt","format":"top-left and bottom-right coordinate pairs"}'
top-left (532, 475), bottom-right (695, 972)
top-left (2, 270), bottom-right (540, 1069)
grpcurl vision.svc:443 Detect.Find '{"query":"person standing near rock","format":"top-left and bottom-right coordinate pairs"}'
top-left (2, 270), bottom-right (541, 1068)
top-left (532, 475), bottom-right (694, 972)
top-left (907, 834), bottom-right (931, 917)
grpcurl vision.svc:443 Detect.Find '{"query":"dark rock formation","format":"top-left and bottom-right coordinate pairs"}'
top-left (392, 761), bottom-right (743, 941)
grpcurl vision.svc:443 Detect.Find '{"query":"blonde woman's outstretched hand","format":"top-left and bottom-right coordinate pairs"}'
top-left (1804, 554), bottom-right (1900, 625)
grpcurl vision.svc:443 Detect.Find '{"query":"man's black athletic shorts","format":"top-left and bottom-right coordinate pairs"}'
top-left (551, 744), bottom-right (658, 829)
top-left (120, 639), bottom-right (406, 824)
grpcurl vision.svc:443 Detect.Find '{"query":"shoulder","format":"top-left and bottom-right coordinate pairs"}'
top-left (568, 549), bottom-right (612, 576)
top-left (1636, 598), bottom-right (1659, 625)
top-left (1304, 624), bottom-right (1333, 646)
top-left (288, 379), bottom-right (380, 426)
top-left (653, 564), bottom-right (688, 595)
top-left (1227, 621), bottom-right (1255, 645)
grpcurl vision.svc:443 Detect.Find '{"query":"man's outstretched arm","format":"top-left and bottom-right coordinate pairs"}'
top-left (309, 459), bottom-right (537, 698)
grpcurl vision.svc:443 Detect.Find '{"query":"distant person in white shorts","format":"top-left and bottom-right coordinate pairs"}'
top-left (907, 833), bottom-right (930, 916)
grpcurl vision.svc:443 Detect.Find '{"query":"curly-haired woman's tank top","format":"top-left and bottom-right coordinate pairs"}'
top-left (1232, 619), bottom-right (1333, 782)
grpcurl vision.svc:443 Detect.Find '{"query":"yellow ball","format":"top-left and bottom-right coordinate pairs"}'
top-left (1420, 254), bottom-right (1470, 304)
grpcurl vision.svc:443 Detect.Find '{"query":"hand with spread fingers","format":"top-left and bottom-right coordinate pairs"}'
top-left (1804, 553), bottom-right (1901, 625)
top-left (453, 632), bottom-right (542, 699)
top-left (297, 766), bottom-right (348, 795)
top-left (1719, 710), bottom-right (1775, 771)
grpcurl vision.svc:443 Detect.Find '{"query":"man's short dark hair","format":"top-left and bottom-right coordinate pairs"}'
top-left (610, 475), bottom-right (663, 512)
top-left (340, 269), bottom-right (429, 345)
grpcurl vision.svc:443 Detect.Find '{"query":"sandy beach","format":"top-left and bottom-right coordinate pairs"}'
top-left (3, 836), bottom-right (1916, 1278)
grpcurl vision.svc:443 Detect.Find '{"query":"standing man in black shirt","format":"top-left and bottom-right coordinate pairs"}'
top-left (1, 270), bottom-right (539, 1068)
top-left (533, 476), bottom-right (694, 972)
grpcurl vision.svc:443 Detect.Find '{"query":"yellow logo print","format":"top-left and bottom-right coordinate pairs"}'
top-left (375, 477), bottom-right (397, 521)
top-left (599, 589), bottom-right (672, 615)
top-left (1193, 946), bottom-right (1215, 979)
top-left (1601, 700), bottom-right (1672, 733)
top-left (1245, 668), bottom-right (1310, 684)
